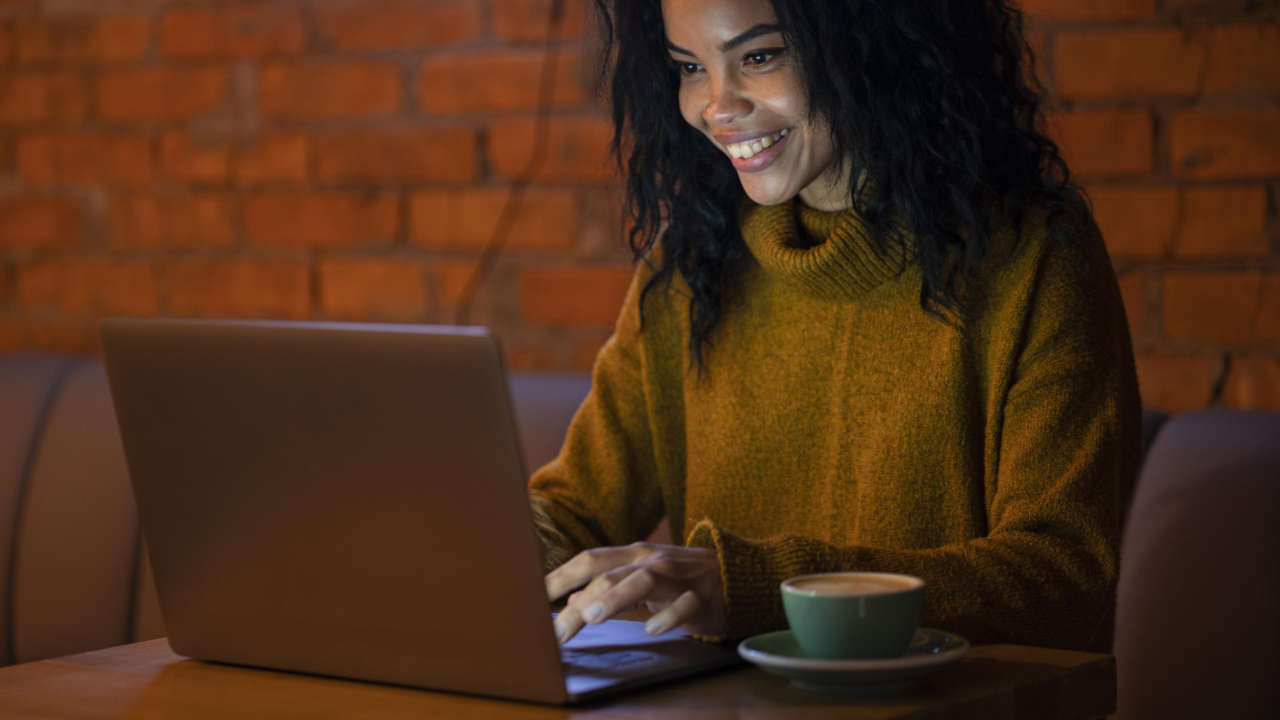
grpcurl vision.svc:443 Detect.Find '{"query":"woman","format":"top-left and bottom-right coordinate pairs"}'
top-left (530, 0), bottom-right (1141, 651)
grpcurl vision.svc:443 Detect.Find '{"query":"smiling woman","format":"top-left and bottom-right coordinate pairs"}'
top-left (529, 0), bottom-right (1142, 652)
top-left (664, 3), bottom-right (845, 210)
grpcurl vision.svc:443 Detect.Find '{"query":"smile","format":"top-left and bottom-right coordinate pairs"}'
top-left (719, 128), bottom-right (792, 173)
top-left (725, 128), bottom-right (789, 159)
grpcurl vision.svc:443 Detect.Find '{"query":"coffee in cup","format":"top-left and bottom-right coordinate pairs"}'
top-left (780, 572), bottom-right (924, 659)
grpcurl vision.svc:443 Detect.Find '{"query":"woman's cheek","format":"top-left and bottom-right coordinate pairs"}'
top-left (677, 85), bottom-right (703, 131)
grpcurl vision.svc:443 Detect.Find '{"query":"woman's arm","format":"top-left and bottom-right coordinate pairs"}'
top-left (527, 261), bottom-right (668, 570)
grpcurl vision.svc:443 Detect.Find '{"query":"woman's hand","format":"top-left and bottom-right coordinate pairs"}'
top-left (546, 542), bottom-right (726, 644)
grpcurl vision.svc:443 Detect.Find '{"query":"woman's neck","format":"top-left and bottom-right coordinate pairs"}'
top-left (797, 169), bottom-right (867, 212)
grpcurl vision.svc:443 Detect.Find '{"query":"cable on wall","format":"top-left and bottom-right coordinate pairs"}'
top-left (453, 0), bottom-right (569, 325)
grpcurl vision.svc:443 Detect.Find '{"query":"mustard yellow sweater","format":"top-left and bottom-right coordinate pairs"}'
top-left (529, 198), bottom-right (1141, 651)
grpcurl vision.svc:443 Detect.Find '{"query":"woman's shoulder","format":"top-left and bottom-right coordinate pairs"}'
top-left (970, 190), bottom-right (1127, 360)
top-left (608, 242), bottom-right (691, 343)
top-left (981, 190), bottom-right (1112, 296)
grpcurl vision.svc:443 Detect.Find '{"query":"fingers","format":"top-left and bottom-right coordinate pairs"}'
top-left (644, 589), bottom-right (701, 637)
top-left (554, 564), bottom-right (674, 645)
top-left (545, 543), bottom-right (725, 644)
top-left (545, 544), bottom-right (650, 601)
top-left (581, 566), bottom-right (658, 625)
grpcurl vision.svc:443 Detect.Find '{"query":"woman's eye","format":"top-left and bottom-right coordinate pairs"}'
top-left (673, 61), bottom-right (702, 76)
top-left (743, 48), bottom-right (785, 67)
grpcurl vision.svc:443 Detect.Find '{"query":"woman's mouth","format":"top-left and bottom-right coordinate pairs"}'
top-left (723, 128), bottom-right (790, 173)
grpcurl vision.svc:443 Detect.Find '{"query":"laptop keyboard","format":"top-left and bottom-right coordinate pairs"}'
top-left (561, 647), bottom-right (667, 672)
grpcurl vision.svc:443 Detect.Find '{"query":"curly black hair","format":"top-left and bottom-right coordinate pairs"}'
top-left (594, 0), bottom-right (1084, 366)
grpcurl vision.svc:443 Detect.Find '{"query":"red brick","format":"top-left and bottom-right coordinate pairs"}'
top-left (520, 265), bottom-right (633, 327)
top-left (1165, 0), bottom-right (1269, 22)
top-left (1087, 186), bottom-right (1177, 259)
top-left (418, 50), bottom-right (588, 113)
top-left (1134, 353), bottom-right (1218, 412)
top-left (489, 116), bottom-right (615, 182)
top-left (1170, 110), bottom-right (1280, 179)
top-left (1259, 274), bottom-right (1280, 342)
top-left (576, 186), bottom-right (628, 259)
top-left (112, 193), bottom-right (236, 248)
top-left (1204, 24), bottom-right (1280, 94)
top-left (243, 191), bottom-right (398, 249)
top-left (1224, 353), bottom-right (1280, 410)
top-left (234, 132), bottom-right (308, 185)
top-left (165, 254), bottom-right (314, 316)
top-left (1051, 111), bottom-right (1153, 179)
top-left (313, 129), bottom-right (476, 183)
top-left (1018, 0), bottom-right (1157, 20)
top-left (0, 196), bottom-right (81, 248)
top-left (409, 188), bottom-right (576, 251)
top-left (1173, 187), bottom-right (1268, 258)
top-left (17, 133), bottom-right (153, 186)
top-left (572, 333), bottom-right (609, 372)
top-left (492, 0), bottom-right (589, 42)
top-left (1055, 29), bottom-right (1205, 99)
top-left (97, 67), bottom-right (228, 122)
top-left (318, 257), bottom-right (428, 321)
top-left (160, 3), bottom-right (306, 59)
top-left (1118, 273), bottom-right (1147, 340)
top-left (15, 15), bottom-right (151, 64)
top-left (259, 62), bottom-right (400, 119)
top-left (17, 258), bottom-right (158, 315)
top-left (163, 259), bottom-right (310, 319)
top-left (430, 259), bottom-right (479, 307)
top-left (0, 318), bottom-right (97, 354)
top-left (1163, 271), bottom-right (1269, 342)
top-left (0, 22), bottom-right (13, 65)
top-left (159, 131), bottom-right (230, 183)
top-left (315, 0), bottom-right (481, 51)
top-left (0, 71), bottom-right (87, 125)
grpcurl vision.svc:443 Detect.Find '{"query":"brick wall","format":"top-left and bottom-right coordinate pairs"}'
top-left (0, 0), bottom-right (1277, 411)
top-left (1022, 0), bottom-right (1280, 411)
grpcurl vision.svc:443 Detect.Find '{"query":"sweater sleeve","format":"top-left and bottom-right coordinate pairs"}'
top-left (687, 217), bottom-right (1142, 650)
top-left (527, 262), bottom-right (668, 570)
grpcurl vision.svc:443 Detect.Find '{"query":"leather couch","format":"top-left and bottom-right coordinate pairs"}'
top-left (2, 352), bottom-right (1277, 718)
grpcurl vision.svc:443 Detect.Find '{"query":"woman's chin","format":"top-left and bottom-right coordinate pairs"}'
top-left (738, 179), bottom-right (796, 207)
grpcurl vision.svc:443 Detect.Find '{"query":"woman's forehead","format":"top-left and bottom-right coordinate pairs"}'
top-left (662, 0), bottom-right (781, 48)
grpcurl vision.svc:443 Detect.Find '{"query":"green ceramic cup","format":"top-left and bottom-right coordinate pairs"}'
top-left (780, 572), bottom-right (925, 659)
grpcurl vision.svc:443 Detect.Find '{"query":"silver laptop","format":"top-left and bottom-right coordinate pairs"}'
top-left (99, 318), bottom-right (739, 704)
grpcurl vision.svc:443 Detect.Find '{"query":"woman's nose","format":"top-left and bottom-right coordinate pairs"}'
top-left (702, 76), bottom-right (751, 126)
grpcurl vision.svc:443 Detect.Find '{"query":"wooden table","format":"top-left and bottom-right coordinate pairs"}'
top-left (0, 639), bottom-right (1115, 719)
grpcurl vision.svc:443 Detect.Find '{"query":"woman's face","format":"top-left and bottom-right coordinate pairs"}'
top-left (662, 0), bottom-right (849, 211)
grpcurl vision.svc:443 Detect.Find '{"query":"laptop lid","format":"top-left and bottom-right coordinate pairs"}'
top-left (100, 318), bottom-right (736, 705)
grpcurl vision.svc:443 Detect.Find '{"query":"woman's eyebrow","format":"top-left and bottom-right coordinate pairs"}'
top-left (665, 23), bottom-right (784, 56)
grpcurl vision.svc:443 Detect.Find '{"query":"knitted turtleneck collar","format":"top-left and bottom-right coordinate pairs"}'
top-left (739, 199), bottom-right (913, 302)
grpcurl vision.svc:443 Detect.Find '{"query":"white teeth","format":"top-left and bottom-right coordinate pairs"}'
top-left (726, 129), bottom-right (787, 161)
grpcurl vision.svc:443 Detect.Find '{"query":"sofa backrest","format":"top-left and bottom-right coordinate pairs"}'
top-left (0, 354), bottom-right (164, 665)
top-left (1115, 409), bottom-right (1280, 719)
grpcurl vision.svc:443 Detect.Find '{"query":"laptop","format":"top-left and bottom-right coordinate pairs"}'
top-left (99, 318), bottom-right (740, 705)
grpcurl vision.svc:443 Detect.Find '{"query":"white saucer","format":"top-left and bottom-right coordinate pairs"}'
top-left (737, 627), bottom-right (968, 690)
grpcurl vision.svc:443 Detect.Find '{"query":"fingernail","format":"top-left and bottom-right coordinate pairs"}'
top-left (584, 602), bottom-right (604, 624)
top-left (554, 620), bottom-right (569, 643)
top-left (645, 617), bottom-right (669, 636)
